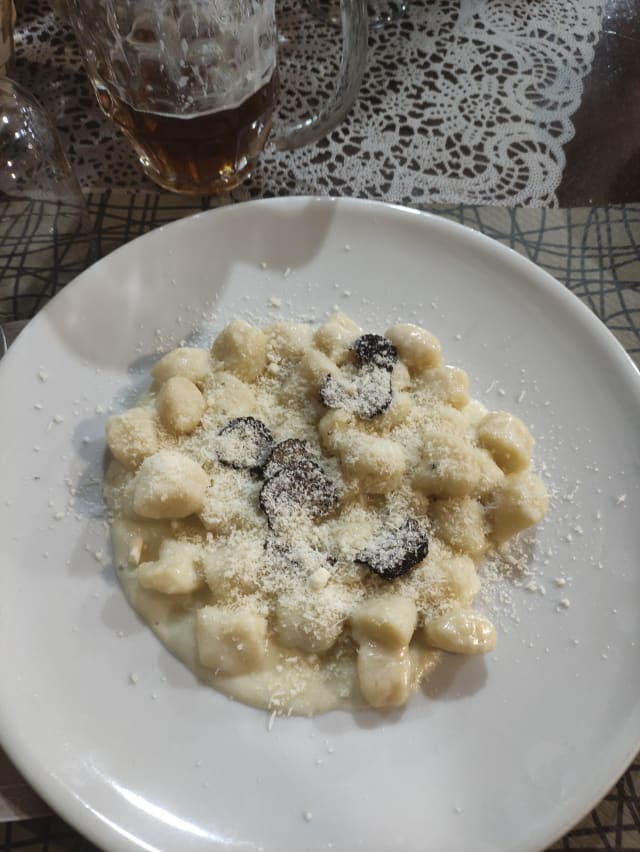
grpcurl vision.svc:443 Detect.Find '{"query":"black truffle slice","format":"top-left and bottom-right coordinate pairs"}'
top-left (353, 334), bottom-right (398, 371)
top-left (320, 366), bottom-right (393, 419)
top-left (356, 518), bottom-right (429, 580)
top-left (260, 461), bottom-right (339, 528)
top-left (217, 417), bottom-right (274, 472)
top-left (263, 438), bottom-right (312, 480)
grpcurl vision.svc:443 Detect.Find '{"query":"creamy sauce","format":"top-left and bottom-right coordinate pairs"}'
top-left (110, 515), bottom-right (441, 714)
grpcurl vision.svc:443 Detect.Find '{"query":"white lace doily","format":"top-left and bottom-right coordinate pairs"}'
top-left (15, 0), bottom-right (604, 205)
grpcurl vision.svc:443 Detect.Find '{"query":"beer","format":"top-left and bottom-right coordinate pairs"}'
top-left (97, 74), bottom-right (277, 195)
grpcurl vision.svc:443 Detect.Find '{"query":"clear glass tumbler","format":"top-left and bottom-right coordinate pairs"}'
top-left (0, 77), bottom-right (93, 319)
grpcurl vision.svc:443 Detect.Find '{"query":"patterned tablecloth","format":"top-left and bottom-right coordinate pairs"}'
top-left (1, 0), bottom-right (639, 849)
top-left (0, 194), bottom-right (639, 851)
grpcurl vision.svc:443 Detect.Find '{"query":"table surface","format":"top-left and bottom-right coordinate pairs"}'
top-left (1, 0), bottom-right (640, 850)
top-left (558, 0), bottom-right (640, 205)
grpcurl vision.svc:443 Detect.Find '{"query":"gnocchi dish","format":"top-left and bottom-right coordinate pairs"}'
top-left (104, 313), bottom-right (548, 714)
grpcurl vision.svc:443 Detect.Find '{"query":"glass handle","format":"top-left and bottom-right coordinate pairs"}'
top-left (270, 0), bottom-right (368, 151)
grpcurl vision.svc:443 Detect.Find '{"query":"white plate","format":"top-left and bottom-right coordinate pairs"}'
top-left (0, 198), bottom-right (639, 852)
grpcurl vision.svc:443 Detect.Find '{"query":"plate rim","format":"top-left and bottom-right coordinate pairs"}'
top-left (5, 196), bottom-right (639, 387)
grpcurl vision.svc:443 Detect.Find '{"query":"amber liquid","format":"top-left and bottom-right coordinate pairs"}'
top-left (97, 75), bottom-right (277, 195)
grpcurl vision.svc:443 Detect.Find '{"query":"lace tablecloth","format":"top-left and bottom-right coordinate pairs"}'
top-left (14, 0), bottom-right (604, 205)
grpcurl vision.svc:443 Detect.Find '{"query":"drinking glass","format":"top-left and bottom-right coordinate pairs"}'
top-left (65, 0), bottom-right (368, 195)
top-left (0, 77), bottom-right (93, 319)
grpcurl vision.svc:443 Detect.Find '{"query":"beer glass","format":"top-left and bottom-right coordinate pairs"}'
top-left (66, 0), bottom-right (368, 195)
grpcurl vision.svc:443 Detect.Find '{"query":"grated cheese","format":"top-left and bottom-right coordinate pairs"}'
top-left (104, 314), bottom-right (549, 716)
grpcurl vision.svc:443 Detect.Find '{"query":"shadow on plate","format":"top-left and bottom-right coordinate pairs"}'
top-left (33, 198), bottom-right (338, 369)
top-left (420, 653), bottom-right (488, 701)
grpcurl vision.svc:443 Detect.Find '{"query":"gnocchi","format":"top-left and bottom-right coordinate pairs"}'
top-left (338, 432), bottom-right (406, 494)
top-left (151, 346), bottom-right (211, 387)
top-left (196, 606), bottom-right (267, 675)
top-left (104, 313), bottom-right (548, 716)
top-left (137, 539), bottom-right (203, 595)
top-left (423, 606), bottom-right (497, 655)
top-left (211, 319), bottom-right (267, 382)
top-left (156, 376), bottom-right (205, 435)
top-left (357, 642), bottom-right (412, 709)
top-left (490, 470), bottom-right (549, 544)
top-left (106, 407), bottom-right (159, 470)
top-left (132, 450), bottom-right (208, 519)
top-left (477, 411), bottom-right (534, 473)
top-left (351, 596), bottom-right (417, 649)
top-left (313, 311), bottom-right (362, 365)
top-left (276, 589), bottom-right (345, 654)
top-left (385, 323), bottom-right (443, 374)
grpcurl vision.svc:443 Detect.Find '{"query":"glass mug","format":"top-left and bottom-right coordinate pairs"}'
top-left (66, 0), bottom-right (368, 195)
